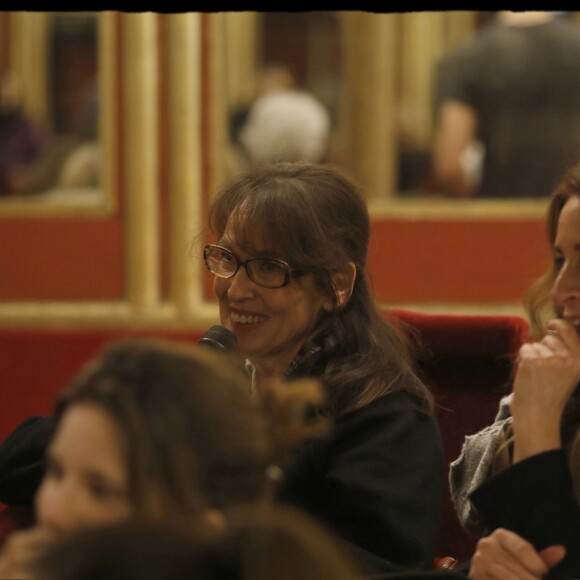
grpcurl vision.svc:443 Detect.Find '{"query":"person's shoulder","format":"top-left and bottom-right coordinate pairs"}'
top-left (0, 416), bottom-right (55, 463)
top-left (339, 389), bottom-right (435, 428)
top-left (449, 22), bottom-right (518, 61)
top-left (437, 27), bottom-right (496, 78)
top-left (325, 391), bottom-right (442, 470)
top-left (0, 416), bottom-right (54, 507)
top-left (1, 416), bottom-right (55, 445)
top-left (548, 16), bottom-right (580, 33)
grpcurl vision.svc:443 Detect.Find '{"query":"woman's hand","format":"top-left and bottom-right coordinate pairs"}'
top-left (0, 526), bottom-right (56, 579)
top-left (469, 528), bottom-right (565, 580)
top-left (511, 318), bottom-right (580, 461)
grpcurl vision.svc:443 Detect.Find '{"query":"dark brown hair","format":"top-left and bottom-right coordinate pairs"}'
top-left (206, 161), bottom-right (432, 416)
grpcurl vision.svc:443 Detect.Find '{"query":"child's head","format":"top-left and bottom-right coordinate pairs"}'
top-left (35, 338), bottom-right (326, 533)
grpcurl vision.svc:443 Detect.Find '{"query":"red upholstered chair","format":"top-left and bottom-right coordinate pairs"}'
top-left (0, 328), bottom-right (204, 444)
top-left (0, 504), bottom-right (35, 548)
top-left (387, 309), bottom-right (529, 566)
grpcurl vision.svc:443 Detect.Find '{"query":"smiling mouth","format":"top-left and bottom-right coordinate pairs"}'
top-left (230, 312), bottom-right (267, 324)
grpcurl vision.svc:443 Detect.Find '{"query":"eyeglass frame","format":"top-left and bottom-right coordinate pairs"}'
top-left (203, 244), bottom-right (304, 289)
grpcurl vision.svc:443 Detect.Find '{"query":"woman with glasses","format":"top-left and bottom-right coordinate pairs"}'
top-left (201, 161), bottom-right (444, 576)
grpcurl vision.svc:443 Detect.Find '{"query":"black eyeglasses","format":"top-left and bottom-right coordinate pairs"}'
top-left (203, 244), bottom-right (300, 289)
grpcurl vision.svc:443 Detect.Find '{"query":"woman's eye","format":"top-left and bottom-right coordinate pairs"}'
top-left (89, 483), bottom-right (113, 499)
top-left (219, 251), bottom-right (235, 264)
top-left (88, 480), bottom-right (124, 501)
top-left (259, 260), bottom-right (282, 274)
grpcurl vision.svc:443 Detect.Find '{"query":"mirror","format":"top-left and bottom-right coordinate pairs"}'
top-left (0, 11), bottom-right (103, 207)
top-left (223, 11), bottom-right (580, 208)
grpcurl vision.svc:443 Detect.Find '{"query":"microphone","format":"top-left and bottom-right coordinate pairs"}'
top-left (197, 325), bottom-right (237, 352)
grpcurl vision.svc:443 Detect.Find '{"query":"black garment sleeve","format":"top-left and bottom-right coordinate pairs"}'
top-left (0, 416), bottom-right (54, 506)
top-left (469, 449), bottom-right (580, 579)
top-left (279, 391), bottom-right (444, 577)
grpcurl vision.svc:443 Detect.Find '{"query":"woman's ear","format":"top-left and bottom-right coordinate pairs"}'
top-left (323, 262), bottom-right (356, 311)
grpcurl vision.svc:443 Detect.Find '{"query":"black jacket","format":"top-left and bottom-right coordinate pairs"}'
top-left (279, 348), bottom-right (445, 577)
top-left (0, 415), bottom-right (53, 506)
top-left (469, 449), bottom-right (580, 579)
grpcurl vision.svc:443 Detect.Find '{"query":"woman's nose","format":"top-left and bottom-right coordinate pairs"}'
top-left (553, 264), bottom-right (580, 307)
top-left (37, 483), bottom-right (79, 532)
top-left (226, 265), bottom-right (256, 298)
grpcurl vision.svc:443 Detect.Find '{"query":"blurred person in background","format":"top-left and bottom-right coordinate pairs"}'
top-left (226, 64), bottom-right (332, 176)
top-left (0, 69), bottom-right (48, 197)
top-left (11, 79), bottom-right (100, 197)
top-left (237, 89), bottom-right (331, 166)
top-left (432, 11), bottom-right (580, 198)
top-left (449, 161), bottom-right (580, 578)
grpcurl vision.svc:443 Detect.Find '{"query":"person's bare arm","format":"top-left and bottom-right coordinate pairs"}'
top-left (433, 100), bottom-right (478, 198)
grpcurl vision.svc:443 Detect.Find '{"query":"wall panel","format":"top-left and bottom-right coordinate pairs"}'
top-left (0, 219), bottom-right (123, 300)
top-left (369, 217), bottom-right (548, 308)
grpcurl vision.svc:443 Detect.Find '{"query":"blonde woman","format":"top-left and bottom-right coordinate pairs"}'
top-left (451, 162), bottom-right (580, 578)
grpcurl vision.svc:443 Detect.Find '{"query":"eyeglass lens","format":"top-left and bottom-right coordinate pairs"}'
top-left (204, 246), bottom-right (289, 288)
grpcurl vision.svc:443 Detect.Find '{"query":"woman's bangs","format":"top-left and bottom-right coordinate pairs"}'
top-left (229, 198), bottom-right (293, 258)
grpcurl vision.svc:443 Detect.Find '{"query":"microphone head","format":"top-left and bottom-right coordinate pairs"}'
top-left (197, 325), bottom-right (237, 352)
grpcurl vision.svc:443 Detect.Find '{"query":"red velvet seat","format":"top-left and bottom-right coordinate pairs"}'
top-left (0, 504), bottom-right (35, 545)
top-left (388, 309), bottom-right (528, 563)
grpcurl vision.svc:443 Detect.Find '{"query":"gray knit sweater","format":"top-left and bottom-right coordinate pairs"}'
top-left (448, 393), bottom-right (513, 535)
